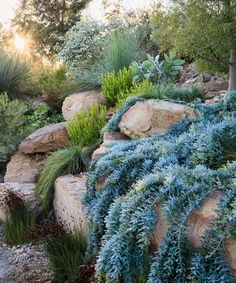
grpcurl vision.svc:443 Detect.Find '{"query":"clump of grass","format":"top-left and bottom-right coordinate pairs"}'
top-left (164, 85), bottom-right (205, 103)
top-left (45, 230), bottom-right (87, 283)
top-left (3, 191), bottom-right (36, 245)
top-left (36, 145), bottom-right (86, 210)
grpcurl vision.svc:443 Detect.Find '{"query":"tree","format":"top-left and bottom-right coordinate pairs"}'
top-left (12, 0), bottom-right (91, 56)
top-left (152, 0), bottom-right (236, 90)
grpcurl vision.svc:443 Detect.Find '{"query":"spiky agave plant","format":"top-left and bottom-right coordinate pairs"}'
top-left (0, 48), bottom-right (29, 99)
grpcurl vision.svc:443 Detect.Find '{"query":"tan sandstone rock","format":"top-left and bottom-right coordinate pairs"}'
top-left (4, 152), bottom-right (45, 183)
top-left (19, 122), bottom-right (69, 154)
top-left (53, 174), bottom-right (88, 235)
top-left (62, 90), bottom-right (105, 121)
top-left (119, 99), bottom-right (198, 139)
top-left (0, 182), bottom-right (41, 221)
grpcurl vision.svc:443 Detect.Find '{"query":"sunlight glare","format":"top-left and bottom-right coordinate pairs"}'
top-left (13, 34), bottom-right (26, 51)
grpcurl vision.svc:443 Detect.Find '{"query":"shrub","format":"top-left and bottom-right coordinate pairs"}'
top-left (24, 104), bottom-right (63, 129)
top-left (45, 230), bottom-right (87, 283)
top-left (39, 65), bottom-right (78, 112)
top-left (116, 80), bottom-right (157, 108)
top-left (0, 49), bottom-right (29, 99)
top-left (102, 68), bottom-right (134, 107)
top-left (67, 104), bottom-right (106, 146)
top-left (0, 94), bottom-right (29, 167)
top-left (84, 93), bottom-right (236, 282)
top-left (130, 52), bottom-right (185, 84)
top-left (3, 192), bottom-right (36, 245)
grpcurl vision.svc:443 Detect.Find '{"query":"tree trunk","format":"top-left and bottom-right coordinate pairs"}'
top-left (229, 40), bottom-right (236, 91)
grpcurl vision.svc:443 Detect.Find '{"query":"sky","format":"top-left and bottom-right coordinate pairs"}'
top-left (0, 0), bottom-right (158, 25)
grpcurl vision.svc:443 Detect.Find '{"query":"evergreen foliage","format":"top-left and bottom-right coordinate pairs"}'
top-left (102, 68), bottom-right (134, 107)
top-left (84, 90), bottom-right (236, 282)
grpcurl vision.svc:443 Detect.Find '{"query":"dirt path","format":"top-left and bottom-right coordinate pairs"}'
top-left (0, 224), bottom-right (54, 283)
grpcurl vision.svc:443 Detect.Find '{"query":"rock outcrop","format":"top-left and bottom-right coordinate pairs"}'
top-left (53, 174), bottom-right (88, 235)
top-left (119, 99), bottom-right (198, 139)
top-left (62, 90), bottom-right (105, 121)
top-left (0, 183), bottom-right (41, 221)
top-left (4, 152), bottom-right (45, 183)
top-left (19, 122), bottom-right (69, 154)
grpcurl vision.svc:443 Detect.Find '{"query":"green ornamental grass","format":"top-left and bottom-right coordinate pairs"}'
top-left (3, 192), bottom-right (36, 245)
top-left (45, 231), bottom-right (87, 283)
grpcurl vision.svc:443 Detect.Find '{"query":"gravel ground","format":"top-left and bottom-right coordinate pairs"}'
top-left (0, 224), bottom-right (54, 283)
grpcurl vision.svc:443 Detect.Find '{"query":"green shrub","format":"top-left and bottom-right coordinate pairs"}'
top-left (24, 104), bottom-right (63, 129)
top-left (102, 68), bottom-right (134, 107)
top-left (39, 65), bottom-right (78, 112)
top-left (116, 80), bottom-right (156, 108)
top-left (0, 49), bottom-right (29, 99)
top-left (67, 104), bottom-right (106, 146)
top-left (3, 192), bottom-right (36, 245)
top-left (0, 94), bottom-right (29, 167)
top-left (45, 230), bottom-right (87, 283)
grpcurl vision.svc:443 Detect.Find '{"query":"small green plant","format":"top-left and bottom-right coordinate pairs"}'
top-left (67, 104), bottom-right (106, 146)
top-left (102, 68), bottom-right (134, 107)
top-left (130, 52), bottom-right (185, 84)
top-left (0, 49), bottom-right (29, 99)
top-left (3, 192), bottom-right (36, 245)
top-left (45, 230), bottom-right (87, 283)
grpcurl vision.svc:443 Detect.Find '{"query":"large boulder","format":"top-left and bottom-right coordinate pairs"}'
top-left (4, 152), bottom-right (45, 183)
top-left (0, 182), bottom-right (41, 221)
top-left (53, 174), bottom-right (88, 236)
top-left (152, 192), bottom-right (236, 278)
top-left (119, 99), bottom-right (198, 139)
top-left (19, 122), bottom-right (69, 154)
top-left (62, 90), bottom-right (105, 121)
